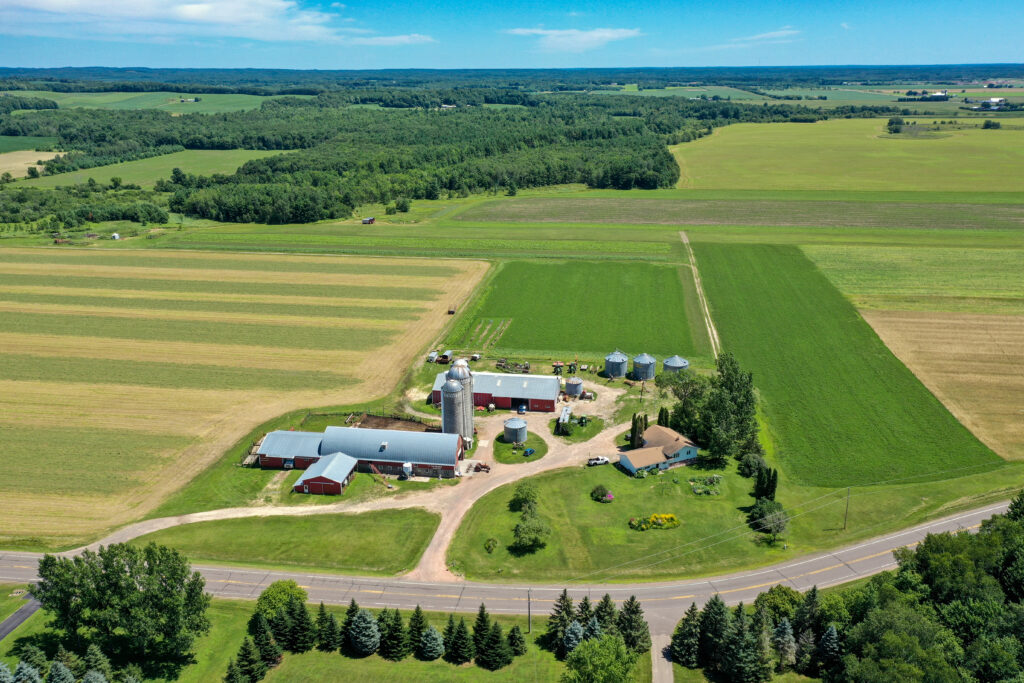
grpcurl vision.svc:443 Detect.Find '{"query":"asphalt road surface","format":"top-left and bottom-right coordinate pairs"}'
top-left (0, 501), bottom-right (1007, 681)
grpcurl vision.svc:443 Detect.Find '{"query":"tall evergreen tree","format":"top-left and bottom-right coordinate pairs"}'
top-left (52, 646), bottom-right (83, 680)
top-left (698, 595), bottom-right (730, 671)
top-left (379, 609), bottom-right (409, 661)
top-left (575, 596), bottom-right (594, 626)
top-left (583, 616), bottom-right (603, 641)
top-left (287, 596), bottom-right (316, 653)
top-left (547, 589), bottom-right (575, 656)
top-left (314, 603), bottom-right (330, 650)
top-left (595, 594), bottom-right (618, 635)
top-left (407, 605), bottom-right (428, 657)
top-left (442, 614), bottom-right (457, 659)
top-left (817, 625), bottom-right (844, 682)
top-left (1008, 489), bottom-right (1024, 521)
top-left (772, 617), bottom-right (797, 672)
top-left (616, 596), bottom-right (651, 653)
top-left (80, 672), bottom-right (106, 683)
top-left (472, 603), bottom-right (491, 658)
top-left (236, 637), bottom-right (267, 682)
top-left (270, 607), bottom-right (293, 651)
top-left (14, 646), bottom-right (46, 678)
top-left (507, 625), bottom-right (528, 656)
top-left (419, 626), bottom-right (445, 661)
top-left (253, 613), bottom-right (283, 666)
top-left (340, 599), bottom-right (360, 647)
top-left (793, 586), bottom-right (821, 640)
top-left (43, 663), bottom-right (74, 683)
top-left (222, 660), bottom-right (244, 683)
top-left (14, 662), bottom-right (42, 683)
top-left (0, 663), bottom-right (11, 683)
top-left (477, 622), bottom-right (513, 671)
top-left (671, 603), bottom-right (701, 668)
top-left (348, 609), bottom-right (381, 656)
top-left (723, 604), bottom-right (771, 683)
top-left (563, 620), bottom-right (584, 655)
top-left (448, 618), bottom-right (474, 665)
top-left (83, 645), bottom-right (112, 682)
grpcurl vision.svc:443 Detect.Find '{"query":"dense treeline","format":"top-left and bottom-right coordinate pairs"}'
top-left (0, 182), bottom-right (167, 230)
top-left (2, 64), bottom-right (1022, 91)
top-left (0, 93), bottom-right (58, 115)
top-left (672, 491), bottom-right (1024, 682)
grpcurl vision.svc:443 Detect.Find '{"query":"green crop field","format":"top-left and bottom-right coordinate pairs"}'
top-left (0, 90), bottom-right (307, 113)
top-left (19, 149), bottom-right (279, 188)
top-left (129, 509), bottom-right (441, 575)
top-left (693, 242), bottom-right (1001, 486)
top-left (601, 85), bottom-right (768, 100)
top-left (803, 245), bottom-right (1024, 314)
top-left (448, 261), bottom-right (711, 359)
top-left (0, 247), bottom-right (487, 550)
top-left (672, 118), bottom-right (1024, 192)
top-left (0, 135), bottom-right (57, 153)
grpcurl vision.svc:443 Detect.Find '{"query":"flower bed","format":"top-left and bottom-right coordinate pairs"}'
top-left (590, 484), bottom-right (615, 503)
top-left (690, 474), bottom-right (722, 495)
top-left (629, 513), bottom-right (680, 531)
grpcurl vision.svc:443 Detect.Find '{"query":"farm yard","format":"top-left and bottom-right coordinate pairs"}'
top-left (0, 247), bottom-right (487, 549)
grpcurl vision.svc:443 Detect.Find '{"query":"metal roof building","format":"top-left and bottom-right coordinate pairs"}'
top-left (431, 371), bottom-right (560, 412)
top-left (321, 427), bottom-right (461, 467)
top-left (294, 452), bottom-right (358, 494)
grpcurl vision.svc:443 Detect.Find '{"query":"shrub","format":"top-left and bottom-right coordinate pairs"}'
top-left (690, 475), bottom-right (722, 495)
top-left (590, 485), bottom-right (614, 503)
top-left (634, 469), bottom-right (648, 479)
top-left (629, 513), bottom-right (680, 531)
top-left (510, 481), bottom-right (539, 512)
top-left (484, 538), bottom-right (498, 554)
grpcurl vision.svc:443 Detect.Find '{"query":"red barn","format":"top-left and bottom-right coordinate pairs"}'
top-left (431, 371), bottom-right (560, 412)
top-left (293, 452), bottom-right (357, 495)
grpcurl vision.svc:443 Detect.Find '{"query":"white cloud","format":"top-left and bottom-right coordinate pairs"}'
top-left (505, 27), bottom-right (641, 52)
top-left (841, 22), bottom-right (851, 30)
top-left (0, 0), bottom-right (435, 45)
top-left (730, 26), bottom-right (800, 43)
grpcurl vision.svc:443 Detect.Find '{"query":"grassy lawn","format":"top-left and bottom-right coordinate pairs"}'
top-left (274, 471), bottom-right (459, 506)
top-left (672, 118), bottom-right (1024, 192)
top-left (694, 242), bottom-right (1001, 487)
top-left (492, 431), bottom-right (548, 464)
top-left (549, 416), bottom-right (606, 444)
top-left (0, 585), bottom-right (30, 624)
top-left (129, 509), bottom-right (440, 576)
top-left (19, 149), bottom-right (279, 188)
top-left (449, 260), bottom-right (710, 358)
top-left (675, 663), bottom-right (816, 682)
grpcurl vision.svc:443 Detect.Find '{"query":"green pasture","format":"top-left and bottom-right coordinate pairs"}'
top-left (453, 196), bottom-right (1024, 232)
top-left (804, 245), bottom-right (1024, 314)
top-left (693, 243), bottom-right (1001, 487)
top-left (601, 85), bottom-right (768, 100)
top-left (762, 87), bottom-right (895, 102)
top-left (129, 509), bottom-right (440, 576)
top-left (448, 261), bottom-right (711, 358)
top-left (492, 431), bottom-right (549, 464)
top-left (0, 90), bottom-right (305, 113)
top-left (0, 135), bottom-right (57, 153)
top-left (672, 118), bottom-right (1024, 192)
top-left (19, 149), bottom-right (279, 188)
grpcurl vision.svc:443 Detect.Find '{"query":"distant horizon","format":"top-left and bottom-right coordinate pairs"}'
top-left (2, 63), bottom-right (1023, 72)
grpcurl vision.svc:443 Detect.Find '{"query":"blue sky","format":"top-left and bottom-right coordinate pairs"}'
top-left (0, 0), bottom-right (1020, 69)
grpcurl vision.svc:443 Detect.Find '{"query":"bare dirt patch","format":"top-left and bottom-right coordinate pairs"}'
top-left (863, 310), bottom-right (1024, 460)
top-left (0, 150), bottom-right (55, 178)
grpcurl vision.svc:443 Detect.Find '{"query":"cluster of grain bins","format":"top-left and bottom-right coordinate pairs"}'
top-left (603, 350), bottom-right (690, 379)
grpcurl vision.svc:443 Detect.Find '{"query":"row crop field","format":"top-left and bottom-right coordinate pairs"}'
top-left (692, 242), bottom-right (1002, 487)
top-left (0, 135), bottom-right (57, 153)
top-left (0, 90), bottom-right (306, 113)
top-left (447, 260), bottom-right (712, 360)
top-left (19, 149), bottom-right (279, 188)
top-left (0, 247), bottom-right (487, 550)
top-left (672, 118), bottom-right (1024, 192)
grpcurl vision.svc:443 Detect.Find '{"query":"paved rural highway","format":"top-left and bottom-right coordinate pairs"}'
top-left (0, 501), bottom-right (1008, 682)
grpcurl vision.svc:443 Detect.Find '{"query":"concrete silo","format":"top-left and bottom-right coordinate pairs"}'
top-left (633, 353), bottom-right (656, 380)
top-left (604, 350), bottom-right (628, 378)
top-left (503, 417), bottom-right (528, 444)
top-left (447, 360), bottom-right (474, 440)
top-left (663, 355), bottom-right (690, 373)
top-left (441, 379), bottom-right (472, 444)
top-left (564, 376), bottom-right (584, 397)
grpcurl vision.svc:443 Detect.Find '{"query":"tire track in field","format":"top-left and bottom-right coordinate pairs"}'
top-left (680, 231), bottom-right (721, 357)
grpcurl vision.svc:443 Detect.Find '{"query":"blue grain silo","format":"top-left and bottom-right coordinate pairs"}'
top-left (604, 350), bottom-right (628, 378)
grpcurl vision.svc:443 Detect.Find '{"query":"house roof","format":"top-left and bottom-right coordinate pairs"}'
top-left (320, 426), bottom-right (460, 467)
top-left (643, 425), bottom-right (697, 456)
top-left (257, 431), bottom-right (324, 459)
top-left (295, 452), bottom-right (357, 487)
top-left (432, 371), bottom-right (560, 401)
top-left (622, 446), bottom-right (672, 468)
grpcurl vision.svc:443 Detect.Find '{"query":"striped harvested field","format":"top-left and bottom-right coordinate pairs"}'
top-left (0, 248), bottom-right (487, 549)
top-left (863, 310), bottom-right (1024, 461)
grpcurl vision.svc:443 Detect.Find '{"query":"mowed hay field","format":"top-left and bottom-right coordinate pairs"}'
top-left (0, 90), bottom-right (305, 113)
top-left (863, 311), bottom-right (1024, 461)
top-left (0, 248), bottom-right (487, 549)
top-left (692, 242), bottom-right (1001, 487)
top-left (672, 118), bottom-right (1024, 192)
top-left (449, 260), bottom-right (711, 359)
top-left (19, 149), bottom-right (279, 189)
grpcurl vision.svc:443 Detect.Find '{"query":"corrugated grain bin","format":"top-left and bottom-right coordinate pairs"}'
top-left (503, 417), bottom-right (528, 444)
top-left (663, 355), bottom-right (690, 373)
top-left (604, 350), bottom-right (628, 378)
top-left (633, 353), bottom-right (656, 380)
top-left (565, 376), bottom-right (584, 396)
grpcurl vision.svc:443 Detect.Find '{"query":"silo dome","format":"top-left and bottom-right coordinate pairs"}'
top-left (446, 364), bottom-right (472, 381)
top-left (442, 378), bottom-right (464, 394)
top-left (604, 350), bottom-right (628, 378)
top-left (633, 353), bottom-right (656, 381)
top-left (663, 355), bottom-right (690, 373)
top-left (453, 358), bottom-right (469, 367)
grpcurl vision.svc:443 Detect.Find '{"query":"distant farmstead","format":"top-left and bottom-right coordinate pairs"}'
top-left (619, 425), bottom-right (699, 475)
top-left (431, 370), bottom-right (560, 412)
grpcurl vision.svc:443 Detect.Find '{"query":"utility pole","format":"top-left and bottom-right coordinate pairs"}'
top-left (843, 487), bottom-right (851, 530)
top-left (527, 588), bottom-right (532, 633)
